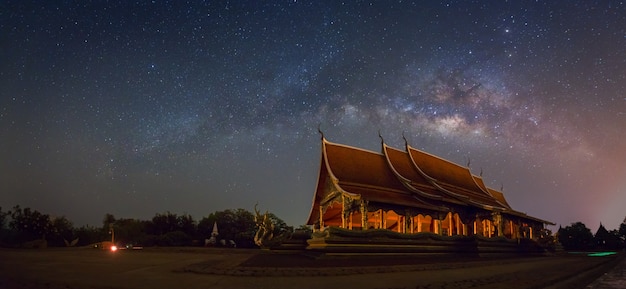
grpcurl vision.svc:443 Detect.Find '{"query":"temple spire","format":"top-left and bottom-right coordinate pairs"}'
top-left (378, 129), bottom-right (384, 144)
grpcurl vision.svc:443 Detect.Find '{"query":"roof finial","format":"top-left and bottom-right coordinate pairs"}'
top-left (500, 184), bottom-right (504, 191)
top-left (317, 123), bottom-right (324, 140)
top-left (378, 129), bottom-right (384, 144)
top-left (466, 157), bottom-right (471, 168)
top-left (402, 131), bottom-right (408, 147)
top-left (480, 167), bottom-right (483, 177)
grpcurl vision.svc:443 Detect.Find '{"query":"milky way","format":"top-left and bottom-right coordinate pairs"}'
top-left (1, 1), bottom-right (625, 230)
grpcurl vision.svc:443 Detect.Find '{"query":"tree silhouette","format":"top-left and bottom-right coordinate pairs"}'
top-left (558, 222), bottom-right (594, 251)
top-left (9, 205), bottom-right (52, 242)
top-left (198, 209), bottom-right (257, 247)
top-left (594, 223), bottom-right (621, 250)
top-left (0, 205), bottom-right (293, 248)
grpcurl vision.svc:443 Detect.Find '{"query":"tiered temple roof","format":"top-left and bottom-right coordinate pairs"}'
top-left (307, 137), bottom-right (552, 226)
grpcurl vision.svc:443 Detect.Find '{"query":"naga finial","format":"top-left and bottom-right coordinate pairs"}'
top-left (317, 124), bottom-right (324, 140)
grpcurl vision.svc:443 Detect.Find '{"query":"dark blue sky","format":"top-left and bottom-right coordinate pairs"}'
top-left (1, 1), bottom-right (625, 230)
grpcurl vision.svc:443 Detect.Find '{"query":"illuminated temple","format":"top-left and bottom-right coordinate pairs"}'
top-left (304, 135), bottom-right (554, 254)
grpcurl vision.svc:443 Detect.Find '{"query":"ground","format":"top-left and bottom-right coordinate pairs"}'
top-left (0, 247), bottom-right (622, 289)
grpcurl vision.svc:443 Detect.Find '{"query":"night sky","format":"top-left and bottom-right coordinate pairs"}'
top-left (1, 1), bottom-right (625, 231)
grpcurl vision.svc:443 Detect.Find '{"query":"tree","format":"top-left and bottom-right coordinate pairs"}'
top-left (266, 212), bottom-right (293, 236)
top-left (74, 225), bottom-right (104, 246)
top-left (102, 213), bottom-right (116, 232)
top-left (113, 218), bottom-right (150, 246)
top-left (9, 205), bottom-right (52, 243)
top-left (594, 224), bottom-right (621, 250)
top-left (0, 207), bottom-right (7, 230)
top-left (619, 218), bottom-right (626, 241)
top-left (558, 222), bottom-right (594, 251)
top-left (616, 217), bottom-right (626, 250)
top-left (144, 212), bottom-right (198, 246)
top-left (48, 216), bottom-right (74, 247)
top-left (176, 213), bottom-right (196, 237)
top-left (198, 209), bottom-right (256, 248)
top-left (149, 211), bottom-right (179, 235)
top-left (0, 207), bottom-right (9, 245)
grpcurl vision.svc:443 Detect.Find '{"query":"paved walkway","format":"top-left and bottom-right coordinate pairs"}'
top-left (0, 248), bottom-right (622, 289)
top-left (586, 253), bottom-right (626, 289)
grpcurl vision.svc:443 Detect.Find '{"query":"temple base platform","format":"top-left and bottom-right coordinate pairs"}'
top-left (296, 227), bottom-right (547, 258)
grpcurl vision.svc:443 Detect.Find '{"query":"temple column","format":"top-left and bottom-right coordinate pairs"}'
top-left (341, 195), bottom-right (347, 229)
top-left (448, 213), bottom-right (453, 236)
top-left (492, 212), bottom-right (503, 237)
top-left (417, 215), bottom-right (422, 232)
top-left (473, 219), bottom-right (477, 235)
top-left (435, 219), bottom-right (442, 235)
top-left (376, 209), bottom-right (382, 229)
top-left (473, 215), bottom-right (480, 235)
top-left (382, 210), bottom-right (387, 229)
top-left (319, 206), bottom-right (324, 231)
top-left (457, 211), bottom-right (473, 236)
top-left (348, 212), bottom-right (353, 230)
top-left (360, 201), bottom-right (368, 230)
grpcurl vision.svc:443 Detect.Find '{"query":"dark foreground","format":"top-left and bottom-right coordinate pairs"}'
top-left (0, 247), bottom-right (622, 289)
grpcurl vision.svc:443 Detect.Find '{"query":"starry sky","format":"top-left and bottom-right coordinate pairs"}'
top-left (1, 1), bottom-right (625, 231)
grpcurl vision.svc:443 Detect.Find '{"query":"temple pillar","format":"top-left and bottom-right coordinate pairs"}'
top-left (417, 215), bottom-right (422, 232)
top-left (319, 206), bottom-right (324, 231)
top-left (382, 210), bottom-right (387, 229)
top-left (360, 201), bottom-right (368, 230)
top-left (341, 195), bottom-right (347, 229)
top-left (492, 212), bottom-right (504, 237)
top-left (348, 212), bottom-right (353, 230)
top-left (473, 219), bottom-right (478, 235)
top-left (457, 210), bottom-right (474, 236)
top-left (482, 220), bottom-right (487, 237)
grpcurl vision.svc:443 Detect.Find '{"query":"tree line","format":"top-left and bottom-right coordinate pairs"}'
top-left (557, 220), bottom-right (626, 251)
top-left (0, 205), bottom-right (296, 248)
top-left (1, 204), bottom-right (624, 251)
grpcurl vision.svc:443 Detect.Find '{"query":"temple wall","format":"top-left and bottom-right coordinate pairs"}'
top-left (316, 198), bottom-right (545, 242)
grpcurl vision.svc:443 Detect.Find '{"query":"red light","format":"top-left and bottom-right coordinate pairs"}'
top-left (110, 245), bottom-right (118, 252)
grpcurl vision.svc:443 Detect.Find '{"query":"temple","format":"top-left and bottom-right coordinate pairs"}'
top-left (304, 135), bottom-right (554, 254)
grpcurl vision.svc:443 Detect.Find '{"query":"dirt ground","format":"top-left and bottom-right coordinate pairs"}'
top-left (0, 247), bottom-right (622, 289)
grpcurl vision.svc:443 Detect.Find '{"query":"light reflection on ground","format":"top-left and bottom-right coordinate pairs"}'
top-left (567, 251), bottom-right (618, 257)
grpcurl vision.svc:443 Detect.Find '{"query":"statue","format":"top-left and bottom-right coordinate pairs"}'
top-left (63, 237), bottom-right (79, 247)
top-left (253, 204), bottom-right (289, 248)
